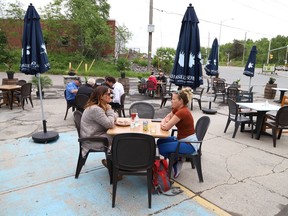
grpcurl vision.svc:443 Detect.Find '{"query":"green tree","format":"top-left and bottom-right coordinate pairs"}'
top-left (115, 24), bottom-right (132, 61)
top-left (152, 47), bottom-right (175, 74)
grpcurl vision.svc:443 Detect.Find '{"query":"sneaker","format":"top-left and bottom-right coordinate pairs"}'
top-left (173, 161), bottom-right (183, 178)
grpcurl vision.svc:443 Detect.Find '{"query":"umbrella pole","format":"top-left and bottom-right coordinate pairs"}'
top-left (32, 74), bottom-right (59, 143)
top-left (249, 77), bottom-right (251, 90)
top-left (37, 73), bottom-right (47, 133)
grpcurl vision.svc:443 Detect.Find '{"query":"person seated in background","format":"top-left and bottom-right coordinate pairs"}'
top-left (147, 73), bottom-right (158, 97)
top-left (157, 87), bottom-right (197, 178)
top-left (65, 79), bottom-right (81, 105)
top-left (105, 76), bottom-right (124, 110)
top-left (157, 71), bottom-right (167, 83)
top-left (77, 78), bottom-right (95, 98)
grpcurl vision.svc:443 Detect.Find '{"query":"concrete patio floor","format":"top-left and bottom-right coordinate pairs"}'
top-left (1, 68), bottom-right (288, 215)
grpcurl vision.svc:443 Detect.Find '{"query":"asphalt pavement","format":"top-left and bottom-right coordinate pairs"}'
top-left (1, 67), bottom-right (288, 216)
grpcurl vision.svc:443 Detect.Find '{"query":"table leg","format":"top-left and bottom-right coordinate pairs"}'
top-left (255, 111), bottom-right (267, 140)
top-left (279, 91), bottom-right (285, 103)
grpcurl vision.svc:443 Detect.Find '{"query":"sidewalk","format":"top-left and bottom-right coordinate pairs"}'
top-left (0, 70), bottom-right (288, 215)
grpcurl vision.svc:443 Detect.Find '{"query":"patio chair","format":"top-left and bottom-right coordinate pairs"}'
top-left (113, 93), bottom-right (126, 117)
top-left (75, 94), bottom-right (89, 113)
top-left (16, 79), bottom-right (27, 86)
top-left (213, 80), bottom-right (226, 103)
top-left (191, 87), bottom-right (204, 110)
top-left (224, 99), bottom-right (254, 138)
top-left (263, 106), bottom-right (288, 147)
top-left (129, 102), bottom-right (155, 119)
top-left (73, 110), bottom-right (109, 178)
top-left (226, 87), bottom-right (239, 102)
top-left (14, 83), bottom-right (33, 110)
top-left (95, 78), bottom-right (105, 86)
top-left (64, 90), bottom-right (76, 120)
top-left (160, 83), bottom-right (172, 108)
top-left (167, 116), bottom-right (210, 182)
top-left (109, 133), bottom-right (156, 208)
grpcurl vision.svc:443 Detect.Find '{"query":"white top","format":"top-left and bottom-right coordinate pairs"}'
top-left (272, 87), bottom-right (288, 91)
top-left (112, 82), bottom-right (124, 104)
top-left (237, 102), bottom-right (280, 112)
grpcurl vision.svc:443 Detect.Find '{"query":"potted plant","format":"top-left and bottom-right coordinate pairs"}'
top-left (31, 75), bottom-right (53, 98)
top-left (264, 77), bottom-right (277, 99)
top-left (3, 50), bottom-right (16, 79)
top-left (231, 79), bottom-right (241, 88)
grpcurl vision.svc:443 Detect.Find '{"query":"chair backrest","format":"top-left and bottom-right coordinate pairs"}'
top-left (120, 93), bottom-right (126, 107)
top-left (227, 98), bottom-right (239, 117)
top-left (193, 87), bottom-right (204, 98)
top-left (129, 102), bottom-right (155, 118)
top-left (111, 133), bottom-right (156, 171)
top-left (75, 94), bottom-right (90, 111)
top-left (195, 116), bottom-right (210, 142)
top-left (226, 87), bottom-right (239, 101)
top-left (95, 78), bottom-right (105, 86)
top-left (16, 80), bottom-right (27, 86)
top-left (237, 92), bottom-right (253, 102)
top-left (214, 80), bottom-right (226, 93)
top-left (73, 110), bottom-right (83, 137)
top-left (275, 106), bottom-right (288, 127)
top-left (21, 83), bottom-right (32, 97)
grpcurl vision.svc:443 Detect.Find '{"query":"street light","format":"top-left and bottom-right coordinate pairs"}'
top-left (218, 18), bottom-right (234, 64)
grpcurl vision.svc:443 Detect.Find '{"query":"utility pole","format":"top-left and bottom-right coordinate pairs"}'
top-left (266, 39), bottom-right (272, 64)
top-left (242, 32), bottom-right (247, 66)
top-left (147, 0), bottom-right (154, 74)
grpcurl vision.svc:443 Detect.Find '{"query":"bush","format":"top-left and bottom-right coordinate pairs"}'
top-left (116, 57), bottom-right (130, 71)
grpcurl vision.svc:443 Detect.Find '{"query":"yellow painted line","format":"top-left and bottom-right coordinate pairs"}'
top-left (173, 182), bottom-right (232, 216)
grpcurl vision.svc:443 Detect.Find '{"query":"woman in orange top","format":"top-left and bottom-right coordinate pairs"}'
top-left (157, 87), bottom-right (197, 178)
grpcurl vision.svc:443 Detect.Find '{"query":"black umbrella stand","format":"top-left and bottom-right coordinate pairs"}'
top-left (32, 73), bottom-right (59, 143)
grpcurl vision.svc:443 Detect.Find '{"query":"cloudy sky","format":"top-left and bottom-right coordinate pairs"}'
top-left (7, 0), bottom-right (288, 54)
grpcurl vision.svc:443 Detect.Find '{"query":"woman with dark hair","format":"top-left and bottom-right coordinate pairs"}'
top-left (157, 87), bottom-right (198, 178)
top-left (80, 86), bottom-right (117, 158)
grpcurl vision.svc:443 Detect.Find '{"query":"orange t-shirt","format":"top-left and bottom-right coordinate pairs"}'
top-left (172, 106), bottom-right (195, 140)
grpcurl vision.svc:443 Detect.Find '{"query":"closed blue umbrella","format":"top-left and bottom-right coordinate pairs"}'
top-left (169, 4), bottom-right (203, 89)
top-left (20, 4), bottom-right (58, 143)
top-left (204, 38), bottom-right (219, 76)
top-left (243, 45), bottom-right (257, 89)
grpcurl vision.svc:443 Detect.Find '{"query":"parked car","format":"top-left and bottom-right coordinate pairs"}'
top-left (275, 65), bottom-right (288, 71)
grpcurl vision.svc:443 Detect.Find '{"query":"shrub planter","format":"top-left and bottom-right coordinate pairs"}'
top-left (118, 78), bottom-right (130, 94)
top-left (264, 83), bottom-right (277, 99)
top-left (6, 71), bottom-right (15, 79)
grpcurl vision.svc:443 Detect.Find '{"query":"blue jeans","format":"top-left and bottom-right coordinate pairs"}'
top-left (157, 136), bottom-right (196, 158)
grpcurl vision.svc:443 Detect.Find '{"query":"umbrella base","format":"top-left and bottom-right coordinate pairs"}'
top-left (202, 108), bottom-right (217, 115)
top-left (32, 131), bottom-right (59, 143)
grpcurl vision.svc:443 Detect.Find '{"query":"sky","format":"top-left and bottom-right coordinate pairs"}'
top-left (6, 0), bottom-right (288, 55)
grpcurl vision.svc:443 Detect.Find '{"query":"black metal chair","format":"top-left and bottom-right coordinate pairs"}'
top-left (224, 99), bottom-right (254, 138)
top-left (75, 93), bottom-right (89, 113)
top-left (109, 133), bottom-right (156, 208)
top-left (160, 83), bottom-right (172, 108)
top-left (64, 90), bottom-right (76, 120)
top-left (73, 111), bottom-right (109, 178)
top-left (168, 116), bottom-right (210, 182)
top-left (113, 93), bottom-right (126, 117)
top-left (226, 87), bottom-right (239, 103)
top-left (263, 106), bottom-right (288, 147)
top-left (191, 87), bottom-right (204, 110)
top-left (14, 83), bottom-right (33, 110)
top-left (213, 80), bottom-right (226, 103)
top-left (129, 102), bottom-right (155, 119)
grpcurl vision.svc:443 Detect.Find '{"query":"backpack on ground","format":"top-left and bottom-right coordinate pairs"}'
top-left (152, 159), bottom-right (171, 194)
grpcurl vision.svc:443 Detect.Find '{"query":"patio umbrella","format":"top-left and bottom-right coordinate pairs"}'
top-left (204, 38), bottom-right (219, 77)
top-left (169, 4), bottom-right (203, 89)
top-left (20, 4), bottom-right (59, 143)
top-left (243, 45), bottom-right (257, 89)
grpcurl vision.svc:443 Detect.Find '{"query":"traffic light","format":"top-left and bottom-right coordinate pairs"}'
top-left (269, 54), bottom-right (273, 59)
